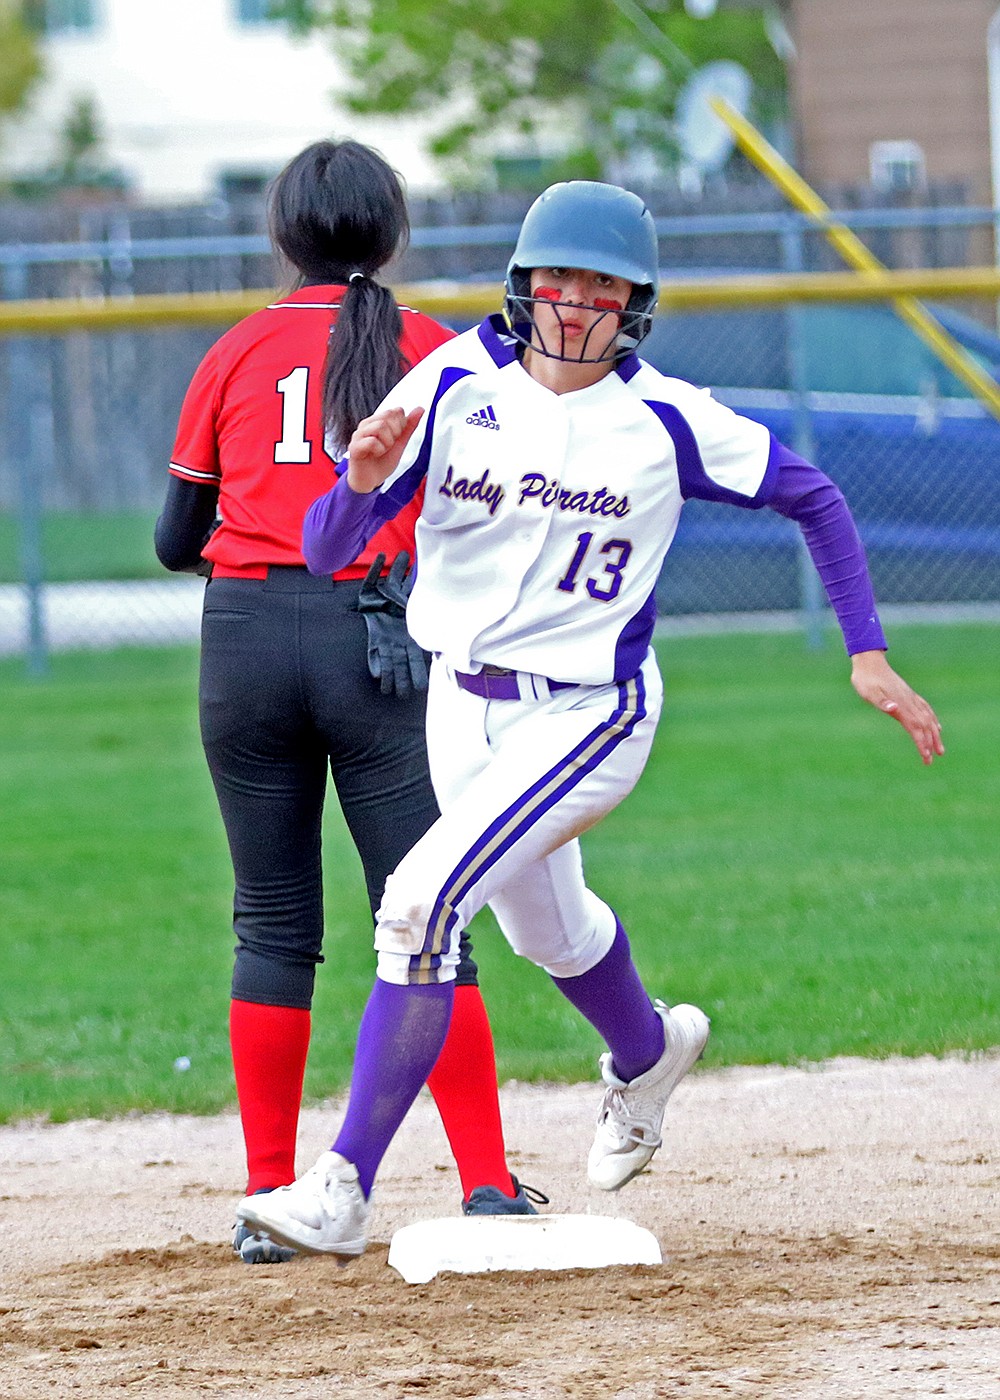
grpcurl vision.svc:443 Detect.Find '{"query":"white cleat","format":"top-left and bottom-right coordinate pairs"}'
top-left (235, 1150), bottom-right (370, 1259)
top-left (587, 1001), bottom-right (710, 1192)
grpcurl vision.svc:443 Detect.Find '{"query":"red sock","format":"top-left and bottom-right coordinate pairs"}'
top-left (425, 984), bottom-right (516, 1201)
top-left (230, 999), bottom-right (311, 1195)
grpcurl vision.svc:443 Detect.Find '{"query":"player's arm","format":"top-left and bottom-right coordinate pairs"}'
top-left (303, 469), bottom-right (377, 575)
top-left (302, 406), bottom-right (424, 576)
top-left (767, 448), bottom-right (944, 765)
top-left (766, 448), bottom-right (885, 654)
top-left (155, 474), bottom-right (219, 573)
top-left (304, 332), bottom-right (471, 574)
top-left (159, 345), bottom-right (223, 572)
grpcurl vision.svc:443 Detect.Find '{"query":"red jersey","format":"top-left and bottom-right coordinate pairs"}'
top-left (168, 285), bottom-right (454, 580)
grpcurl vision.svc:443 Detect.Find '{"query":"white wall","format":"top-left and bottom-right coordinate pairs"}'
top-left (3, 0), bottom-right (442, 201)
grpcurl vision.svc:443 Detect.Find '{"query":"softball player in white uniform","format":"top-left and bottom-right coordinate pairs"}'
top-left (238, 181), bottom-right (943, 1259)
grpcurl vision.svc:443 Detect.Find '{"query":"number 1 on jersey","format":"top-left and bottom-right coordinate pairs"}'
top-left (557, 532), bottom-right (593, 593)
top-left (275, 366), bottom-right (311, 463)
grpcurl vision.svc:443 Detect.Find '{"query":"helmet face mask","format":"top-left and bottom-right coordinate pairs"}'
top-left (506, 269), bottom-right (655, 363)
top-left (503, 181), bottom-right (660, 363)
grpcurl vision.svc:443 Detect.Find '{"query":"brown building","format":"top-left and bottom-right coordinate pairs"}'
top-left (786, 0), bottom-right (1000, 204)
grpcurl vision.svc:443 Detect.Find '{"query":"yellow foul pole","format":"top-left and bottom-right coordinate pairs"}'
top-left (709, 96), bottom-right (1000, 422)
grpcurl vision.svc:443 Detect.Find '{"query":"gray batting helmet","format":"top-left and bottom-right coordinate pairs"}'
top-left (504, 181), bottom-right (660, 360)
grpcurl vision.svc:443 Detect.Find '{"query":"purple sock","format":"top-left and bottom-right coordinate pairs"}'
top-left (550, 918), bottom-right (665, 1083)
top-left (333, 978), bottom-right (454, 1197)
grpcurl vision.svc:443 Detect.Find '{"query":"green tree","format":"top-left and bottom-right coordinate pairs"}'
top-left (0, 2), bottom-right (43, 129)
top-left (278, 0), bottom-right (785, 183)
top-left (54, 93), bottom-right (101, 180)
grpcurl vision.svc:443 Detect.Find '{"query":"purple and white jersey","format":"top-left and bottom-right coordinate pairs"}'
top-left (311, 317), bottom-right (774, 683)
top-left (304, 314), bottom-right (884, 682)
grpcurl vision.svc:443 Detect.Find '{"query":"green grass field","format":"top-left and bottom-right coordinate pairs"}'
top-left (0, 624), bottom-right (996, 1125)
top-left (0, 511), bottom-right (163, 584)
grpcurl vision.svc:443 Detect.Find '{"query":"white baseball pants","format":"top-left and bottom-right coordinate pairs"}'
top-left (374, 649), bottom-right (663, 985)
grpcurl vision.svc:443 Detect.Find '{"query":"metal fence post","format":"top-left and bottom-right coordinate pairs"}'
top-left (781, 219), bottom-right (826, 650)
top-left (4, 256), bottom-right (50, 677)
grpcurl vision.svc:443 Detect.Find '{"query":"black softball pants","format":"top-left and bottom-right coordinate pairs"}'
top-left (199, 567), bottom-right (478, 1008)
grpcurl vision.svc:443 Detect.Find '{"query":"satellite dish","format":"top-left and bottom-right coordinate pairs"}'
top-left (675, 60), bottom-right (753, 175)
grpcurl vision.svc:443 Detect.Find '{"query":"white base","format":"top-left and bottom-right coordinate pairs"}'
top-left (387, 1213), bottom-right (662, 1285)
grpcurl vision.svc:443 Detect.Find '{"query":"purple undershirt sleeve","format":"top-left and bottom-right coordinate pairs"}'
top-left (302, 477), bottom-right (382, 576)
top-left (767, 442), bottom-right (888, 655)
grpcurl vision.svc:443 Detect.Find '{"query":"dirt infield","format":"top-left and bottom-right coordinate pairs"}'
top-left (2, 1055), bottom-right (998, 1399)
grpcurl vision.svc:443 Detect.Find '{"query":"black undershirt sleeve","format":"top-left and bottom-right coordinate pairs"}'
top-left (154, 474), bottom-right (220, 573)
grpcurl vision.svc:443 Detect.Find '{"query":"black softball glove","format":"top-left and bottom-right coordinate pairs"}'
top-left (357, 551), bottom-right (429, 697)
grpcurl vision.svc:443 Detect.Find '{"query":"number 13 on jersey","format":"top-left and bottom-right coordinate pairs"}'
top-left (557, 533), bottom-right (632, 601)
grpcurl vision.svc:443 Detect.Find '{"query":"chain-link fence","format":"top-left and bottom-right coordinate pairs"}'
top-left (645, 302), bottom-right (1000, 630)
top-left (3, 204), bottom-right (999, 670)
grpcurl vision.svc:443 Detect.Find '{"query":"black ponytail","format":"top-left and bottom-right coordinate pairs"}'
top-left (323, 274), bottom-right (407, 457)
top-left (267, 139), bottom-right (411, 457)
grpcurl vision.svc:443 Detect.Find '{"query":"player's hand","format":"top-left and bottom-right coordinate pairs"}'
top-left (347, 406), bottom-right (425, 494)
top-left (849, 650), bottom-right (945, 765)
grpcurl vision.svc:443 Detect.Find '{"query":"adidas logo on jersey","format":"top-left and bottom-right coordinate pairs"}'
top-left (466, 405), bottom-right (500, 430)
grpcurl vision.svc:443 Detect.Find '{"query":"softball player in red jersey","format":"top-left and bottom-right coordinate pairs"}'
top-left (238, 180), bottom-right (943, 1260)
top-left (156, 140), bottom-right (540, 1265)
